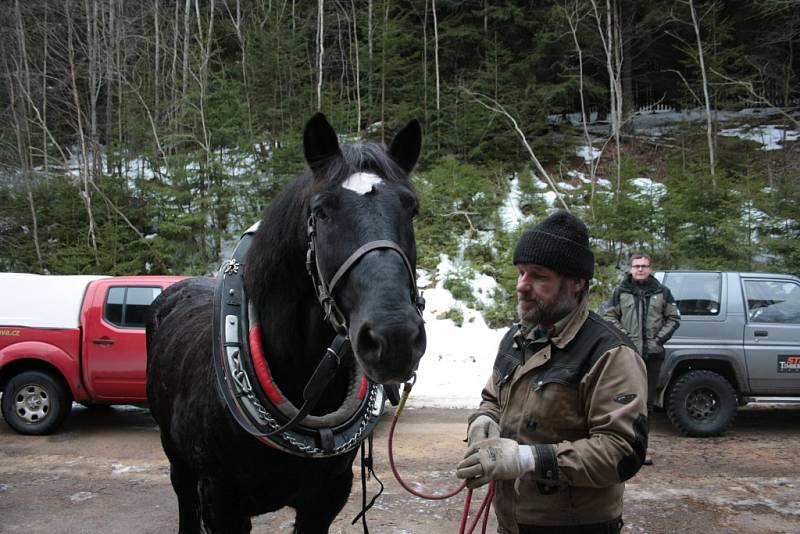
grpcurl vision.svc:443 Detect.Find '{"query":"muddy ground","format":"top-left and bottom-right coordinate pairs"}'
top-left (1, 404), bottom-right (799, 533)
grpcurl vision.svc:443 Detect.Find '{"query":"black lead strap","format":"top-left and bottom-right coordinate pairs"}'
top-left (260, 334), bottom-right (351, 438)
top-left (352, 434), bottom-right (385, 533)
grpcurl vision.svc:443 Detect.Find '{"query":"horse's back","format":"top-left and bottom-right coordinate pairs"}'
top-left (146, 276), bottom-right (217, 432)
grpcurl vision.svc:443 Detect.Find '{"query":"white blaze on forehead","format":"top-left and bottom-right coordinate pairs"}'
top-left (342, 172), bottom-right (383, 195)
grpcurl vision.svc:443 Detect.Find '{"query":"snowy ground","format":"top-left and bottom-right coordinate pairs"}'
top-left (408, 266), bottom-right (506, 409)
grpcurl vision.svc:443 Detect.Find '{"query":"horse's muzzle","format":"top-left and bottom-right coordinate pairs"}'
top-left (352, 313), bottom-right (426, 384)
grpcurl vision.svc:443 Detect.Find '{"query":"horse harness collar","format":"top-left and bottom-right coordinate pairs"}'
top-left (212, 220), bottom-right (423, 458)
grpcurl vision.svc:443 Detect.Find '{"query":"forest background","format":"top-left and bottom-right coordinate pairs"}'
top-left (1, 0), bottom-right (798, 326)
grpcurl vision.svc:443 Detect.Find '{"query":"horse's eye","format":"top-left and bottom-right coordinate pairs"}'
top-left (311, 194), bottom-right (333, 221)
top-left (313, 206), bottom-right (328, 221)
top-left (399, 192), bottom-right (419, 218)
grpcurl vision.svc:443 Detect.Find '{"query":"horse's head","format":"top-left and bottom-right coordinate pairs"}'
top-left (303, 113), bottom-right (426, 384)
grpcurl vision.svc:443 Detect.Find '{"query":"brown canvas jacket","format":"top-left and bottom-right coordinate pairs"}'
top-left (471, 299), bottom-right (648, 531)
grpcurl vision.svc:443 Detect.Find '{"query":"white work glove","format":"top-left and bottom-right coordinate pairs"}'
top-left (456, 437), bottom-right (536, 489)
top-left (466, 415), bottom-right (500, 447)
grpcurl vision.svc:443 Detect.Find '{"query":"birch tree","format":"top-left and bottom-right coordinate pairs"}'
top-left (688, 0), bottom-right (716, 180)
top-left (66, 0), bottom-right (99, 262)
top-left (589, 0), bottom-right (624, 192)
top-left (562, 0), bottom-right (600, 205)
top-left (317, 0), bottom-right (324, 110)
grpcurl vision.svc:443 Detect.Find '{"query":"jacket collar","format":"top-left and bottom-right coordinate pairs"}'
top-left (550, 298), bottom-right (589, 349)
top-left (621, 273), bottom-right (662, 295)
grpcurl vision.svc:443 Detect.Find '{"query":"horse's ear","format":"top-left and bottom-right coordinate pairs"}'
top-left (389, 119), bottom-right (422, 175)
top-left (303, 113), bottom-right (341, 176)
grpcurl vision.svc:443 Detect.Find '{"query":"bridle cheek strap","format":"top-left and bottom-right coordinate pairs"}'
top-left (306, 212), bottom-right (425, 336)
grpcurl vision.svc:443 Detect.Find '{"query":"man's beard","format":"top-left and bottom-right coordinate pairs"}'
top-left (517, 281), bottom-right (578, 327)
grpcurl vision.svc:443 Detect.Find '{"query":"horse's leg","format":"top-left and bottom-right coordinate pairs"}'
top-left (292, 467), bottom-right (354, 534)
top-left (199, 477), bottom-right (252, 534)
top-left (168, 459), bottom-right (201, 534)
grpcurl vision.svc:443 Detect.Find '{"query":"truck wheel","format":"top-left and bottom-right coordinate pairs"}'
top-left (666, 370), bottom-right (737, 437)
top-left (1, 371), bottom-right (72, 435)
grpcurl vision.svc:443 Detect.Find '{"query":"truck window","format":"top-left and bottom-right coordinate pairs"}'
top-left (663, 272), bottom-right (721, 316)
top-left (744, 280), bottom-right (800, 324)
top-left (104, 286), bottom-right (163, 328)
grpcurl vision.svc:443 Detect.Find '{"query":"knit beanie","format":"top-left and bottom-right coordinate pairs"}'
top-left (513, 210), bottom-right (594, 280)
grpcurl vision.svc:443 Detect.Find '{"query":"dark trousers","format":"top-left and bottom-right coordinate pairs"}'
top-left (518, 517), bottom-right (623, 534)
top-left (645, 355), bottom-right (664, 406)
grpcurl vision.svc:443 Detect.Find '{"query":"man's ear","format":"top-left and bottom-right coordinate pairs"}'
top-left (569, 277), bottom-right (588, 298)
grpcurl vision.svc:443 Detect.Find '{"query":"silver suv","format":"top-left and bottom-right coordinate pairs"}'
top-left (653, 271), bottom-right (800, 437)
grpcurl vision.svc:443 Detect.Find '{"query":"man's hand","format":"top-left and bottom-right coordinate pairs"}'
top-left (456, 437), bottom-right (535, 489)
top-left (466, 415), bottom-right (500, 447)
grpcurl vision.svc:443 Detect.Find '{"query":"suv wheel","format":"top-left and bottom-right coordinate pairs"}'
top-left (1, 371), bottom-right (72, 435)
top-left (666, 370), bottom-right (737, 437)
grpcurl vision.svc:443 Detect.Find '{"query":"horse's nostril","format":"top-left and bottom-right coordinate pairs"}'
top-left (412, 321), bottom-right (427, 356)
top-left (356, 323), bottom-right (384, 360)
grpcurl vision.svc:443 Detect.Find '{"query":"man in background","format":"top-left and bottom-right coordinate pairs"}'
top-left (603, 252), bottom-right (681, 408)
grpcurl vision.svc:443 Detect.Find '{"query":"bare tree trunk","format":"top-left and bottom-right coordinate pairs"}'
top-left (563, 1), bottom-right (599, 206)
top-left (181, 0), bottom-right (192, 109)
top-left (368, 0), bottom-right (373, 114)
top-left (224, 0), bottom-right (254, 140)
top-left (432, 0), bottom-right (440, 115)
top-left (66, 0), bottom-right (99, 262)
top-left (171, 0), bottom-right (180, 130)
top-left (317, 0), bottom-right (324, 110)
top-left (380, 0), bottom-right (388, 142)
top-left (42, 0), bottom-right (49, 176)
top-left (116, 0), bottom-right (124, 149)
top-left (422, 0), bottom-right (428, 119)
top-left (85, 0), bottom-right (101, 179)
top-left (590, 0), bottom-right (623, 193)
top-left (336, 11), bottom-right (347, 100)
top-left (104, 0), bottom-right (115, 163)
top-left (193, 0), bottom-right (216, 258)
top-left (154, 0), bottom-right (160, 113)
top-left (10, 1), bottom-right (43, 269)
top-left (689, 0), bottom-right (716, 180)
top-left (351, 0), bottom-right (362, 133)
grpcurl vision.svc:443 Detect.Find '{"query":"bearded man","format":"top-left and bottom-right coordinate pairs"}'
top-left (456, 210), bottom-right (648, 534)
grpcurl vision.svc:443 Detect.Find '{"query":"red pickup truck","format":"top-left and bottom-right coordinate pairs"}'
top-left (0, 273), bottom-right (185, 435)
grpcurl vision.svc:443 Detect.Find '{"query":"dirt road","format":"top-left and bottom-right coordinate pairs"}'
top-left (2, 404), bottom-right (799, 533)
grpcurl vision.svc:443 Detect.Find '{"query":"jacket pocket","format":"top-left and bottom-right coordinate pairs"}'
top-left (528, 379), bottom-right (585, 432)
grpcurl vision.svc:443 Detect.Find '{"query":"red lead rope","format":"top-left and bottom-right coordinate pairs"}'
top-left (386, 376), bottom-right (495, 534)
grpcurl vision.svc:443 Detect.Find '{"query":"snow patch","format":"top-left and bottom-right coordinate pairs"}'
top-left (68, 492), bottom-right (97, 503)
top-left (719, 125), bottom-right (799, 151)
top-left (576, 146), bottom-right (601, 163)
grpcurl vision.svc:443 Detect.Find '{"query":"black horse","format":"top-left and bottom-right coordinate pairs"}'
top-left (146, 113), bottom-right (426, 533)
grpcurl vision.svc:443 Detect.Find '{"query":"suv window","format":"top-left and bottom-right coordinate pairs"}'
top-left (104, 286), bottom-right (162, 328)
top-left (744, 280), bottom-right (800, 324)
top-left (663, 272), bottom-right (722, 316)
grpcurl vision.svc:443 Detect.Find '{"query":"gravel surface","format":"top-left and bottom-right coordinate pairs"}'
top-left (1, 403), bottom-right (799, 533)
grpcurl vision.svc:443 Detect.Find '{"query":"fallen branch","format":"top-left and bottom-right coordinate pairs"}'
top-left (461, 87), bottom-right (569, 211)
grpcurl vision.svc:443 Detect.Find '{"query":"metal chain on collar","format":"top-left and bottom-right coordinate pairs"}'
top-left (227, 341), bottom-right (379, 455)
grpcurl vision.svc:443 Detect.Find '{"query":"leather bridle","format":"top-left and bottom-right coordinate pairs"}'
top-left (304, 211), bottom-right (425, 336)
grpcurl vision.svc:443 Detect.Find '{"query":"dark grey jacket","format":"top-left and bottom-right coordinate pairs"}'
top-left (603, 274), bottom-right (681, 357)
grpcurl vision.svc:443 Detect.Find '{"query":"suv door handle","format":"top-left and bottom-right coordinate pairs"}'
top-left (92, 338), bottom-right (115, 345)
top-left (753, 330), bottom-right (768, 337)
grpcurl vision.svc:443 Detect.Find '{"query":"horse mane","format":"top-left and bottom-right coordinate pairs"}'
top-left (243, 139), bottom-right (413, 314)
